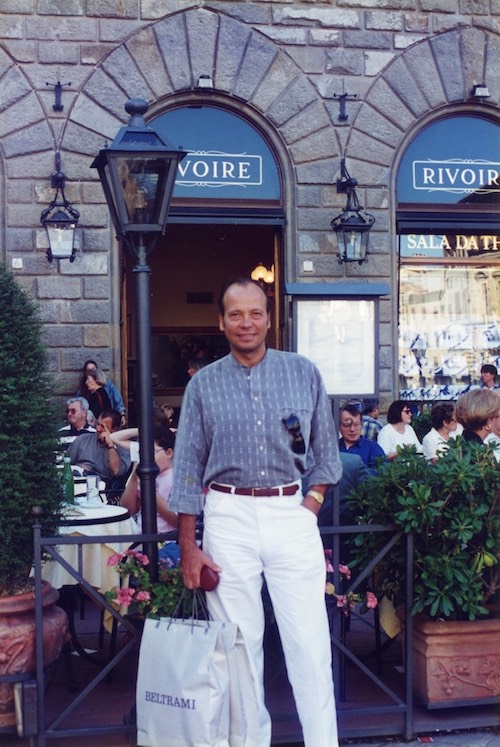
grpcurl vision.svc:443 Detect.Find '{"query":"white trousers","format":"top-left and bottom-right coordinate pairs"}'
top-left (203, 487), bottom-right (339, 747)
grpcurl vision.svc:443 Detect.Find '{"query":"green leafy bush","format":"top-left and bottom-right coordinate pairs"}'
top-left (347, 439), bottom-right (499, 621)
top-left (0, 265), bottom-right (63, 593)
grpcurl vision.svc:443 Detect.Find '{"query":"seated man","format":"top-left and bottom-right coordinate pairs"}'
top-left (361, 398), bottom-right (383, 441)
top-left (68, 408), bottom-right (130, 483)
top-left (339, 403), bottom-right (386, 471)
top-left (58, 396), bottom-right (96, 451)
top-left (318, 452), bottom-right (371, 564)
top-left (318, 452), bottom-right (371, 527)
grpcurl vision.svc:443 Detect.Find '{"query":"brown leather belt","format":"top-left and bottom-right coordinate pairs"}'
top-left (210, 482), bottom-right (300, 497)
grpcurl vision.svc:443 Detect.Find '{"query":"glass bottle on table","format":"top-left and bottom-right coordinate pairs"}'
top-left (62, 455), bottom-right (75, 504)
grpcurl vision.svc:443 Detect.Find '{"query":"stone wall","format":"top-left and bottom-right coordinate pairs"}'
top-left (0, 1), bottom-right (498, 407)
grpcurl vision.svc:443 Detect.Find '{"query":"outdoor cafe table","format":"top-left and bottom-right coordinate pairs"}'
top-left (41, 504), bottom-right (139, 595)
top-left (38, 504), bottom-right (140, 665)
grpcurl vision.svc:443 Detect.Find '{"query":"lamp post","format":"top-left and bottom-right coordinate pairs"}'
top-left (91, 98), bottom-right (186, 580)
top-left (331, 158), bottom-right (375, 264)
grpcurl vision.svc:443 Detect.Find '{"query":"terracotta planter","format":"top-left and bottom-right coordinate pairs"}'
top-left (412, 614), bottom-right (500, 708)
top-left (0, 581), bottom-right (68, 728)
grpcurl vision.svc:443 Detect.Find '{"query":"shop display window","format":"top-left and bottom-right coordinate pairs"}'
top-left (397, 115), bottom-right (500, 401)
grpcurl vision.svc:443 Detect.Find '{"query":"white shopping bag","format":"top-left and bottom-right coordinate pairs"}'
top-left (226, 632), bottom-right (271, 747)
top-left (136, 616), bottom-right (237, 747)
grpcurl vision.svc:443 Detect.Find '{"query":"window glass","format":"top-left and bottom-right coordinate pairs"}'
top-left (397, 115), bottom-right (500, 402)
top-left (399, 262), bottom-right (500, 400)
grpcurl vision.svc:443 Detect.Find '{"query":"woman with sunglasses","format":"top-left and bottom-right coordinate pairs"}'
top-left (377, 400), bottom-right (423, 460)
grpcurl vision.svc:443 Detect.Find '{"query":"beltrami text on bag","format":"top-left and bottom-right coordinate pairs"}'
top-left (144, 692), bottom-right (196, 709)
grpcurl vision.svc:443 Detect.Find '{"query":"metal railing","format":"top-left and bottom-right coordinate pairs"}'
top-left (3, 514), bottom-right (414, 745)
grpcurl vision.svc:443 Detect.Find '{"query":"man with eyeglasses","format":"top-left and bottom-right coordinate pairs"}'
top-left (58, 396), bottom-right (96, 451)
top-left (68, 408), bottom-right (130, 483)
top-left (171, 278), bottom-right (342, 747)
top-left (339, 403), bottom-right (386, 471)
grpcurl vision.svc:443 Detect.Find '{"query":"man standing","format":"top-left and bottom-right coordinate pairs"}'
top-left (170, 278), bottom-right (342, 747)
top-left (480, 364), bottom-right (499, 390)
top-left (68, 408), bottom-right (130, 483)
top-left (361, 398), bottom-right (383, 441)
top-left (58, 396), bottom-right (96, 451)
top-left (339, 403), bottom-right (386, 471)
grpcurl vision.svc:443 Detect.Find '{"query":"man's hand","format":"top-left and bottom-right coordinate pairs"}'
top-left (180, 544), bottom-right (221, 589)
top-left (301, 483), bottom-right (327, 517)
top-left (301, 494), bottom-right (322, 517)
top-left (178, 513), bottom-right (222, 589)
top-left (97, 421), bottom-right (114, 449)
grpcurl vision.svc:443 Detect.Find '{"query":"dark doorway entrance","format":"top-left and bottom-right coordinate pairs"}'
top-left (124, 222), bottom-right (280, 420)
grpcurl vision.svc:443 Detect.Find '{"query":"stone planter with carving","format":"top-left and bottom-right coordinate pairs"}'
top-left (412, 614), bottom-right (500, 708)
top-left (0, 581), bottom-right (68, 729)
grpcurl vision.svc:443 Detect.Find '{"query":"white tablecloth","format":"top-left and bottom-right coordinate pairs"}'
top-left (41, 505), bottom-right (139, 594)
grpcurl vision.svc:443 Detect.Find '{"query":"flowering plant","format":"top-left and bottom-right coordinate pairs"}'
top-left (105, 549), bottom-right (193, 619)
top-left (324, 550), bottom-right (378, 617)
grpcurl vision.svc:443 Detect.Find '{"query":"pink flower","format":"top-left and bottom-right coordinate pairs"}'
top-left (107, 554), bottom-right (122, 567)
top-left (124, 549), bottom-right (149, 565)
top-left (136, 590), bottom-right (151, 602)
top-left (116, 587), bottom-right (136, 607)
top-left (366, 591), bottom-right (378, 609)
top-left (336, 595), bottom-right (348, 609)
top-left (338, 564), bottom-right (351, 579)
top-left (325, 560), bottom-right (334, 573)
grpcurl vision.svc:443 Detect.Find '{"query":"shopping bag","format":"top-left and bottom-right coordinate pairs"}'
top-left (226, 631), bottom-right (272, 747)
top-left (136, 615), bottom-right (237, 747)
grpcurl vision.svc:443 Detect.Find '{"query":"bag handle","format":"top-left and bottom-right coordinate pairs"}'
top-left (167, 588), bottom-right (211, 631)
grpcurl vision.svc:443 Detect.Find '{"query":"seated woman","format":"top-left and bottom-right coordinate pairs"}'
top-left (422, 402), bottom-right (461, 461)
top-left (377, 400), bottom-right (423, 460)
top-left (454, 388), bottom-right (500, 446)
top-left (119, 425), bottom-right (178, 561)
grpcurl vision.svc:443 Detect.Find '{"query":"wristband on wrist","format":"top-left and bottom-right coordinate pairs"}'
top-left (107, 443), bottom-right (116, 450)
top-left (307, 490), bottom-right (325, 505)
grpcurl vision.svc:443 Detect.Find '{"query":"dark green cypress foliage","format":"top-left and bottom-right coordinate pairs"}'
top-left (0, 264), bottom-right (63, 593)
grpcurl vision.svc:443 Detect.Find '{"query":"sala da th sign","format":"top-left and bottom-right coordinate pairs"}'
top-left (407, 234), bottom-right (499, 255)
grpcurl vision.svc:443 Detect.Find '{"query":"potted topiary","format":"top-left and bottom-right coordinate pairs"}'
top-left (347, 438), bottom-right (499, 707)
top-left (0, 264), bottom-right (68, 729)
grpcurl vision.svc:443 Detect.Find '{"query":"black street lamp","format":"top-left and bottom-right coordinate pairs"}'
top-left (91, 98), bottom-right (186, 579)
top-left (331, 158), bottom-right (375, 264)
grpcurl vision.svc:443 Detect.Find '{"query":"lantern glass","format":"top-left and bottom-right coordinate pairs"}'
top-left (336, 226), bottom-right (368, 263)
top-left (43, 209), bottom-right (77, 259)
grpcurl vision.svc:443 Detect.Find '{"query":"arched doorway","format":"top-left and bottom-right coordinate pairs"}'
top-left (123, 103), bottom-right (286, 422)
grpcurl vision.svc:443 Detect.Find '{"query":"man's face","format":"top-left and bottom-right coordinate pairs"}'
top-left (339, 413), bottom-right (362, 447)
top-left (480, 370), bottom-right (495, 388)
top-left (66, 402), bottom-right (87, 430)
top-left (219, 282), bottom-right (270, 360)
top-left (96, 416), bottom-right (114, 436)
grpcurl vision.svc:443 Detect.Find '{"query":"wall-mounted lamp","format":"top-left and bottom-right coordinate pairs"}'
top-left (251, 262), bottom-right (275, 294)
top-left (331, 159), bottom-right (375, 264)
top-left (40, 153), bottom-right (80, 262)
top-left (471, 83), bottom-right (490, 101)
